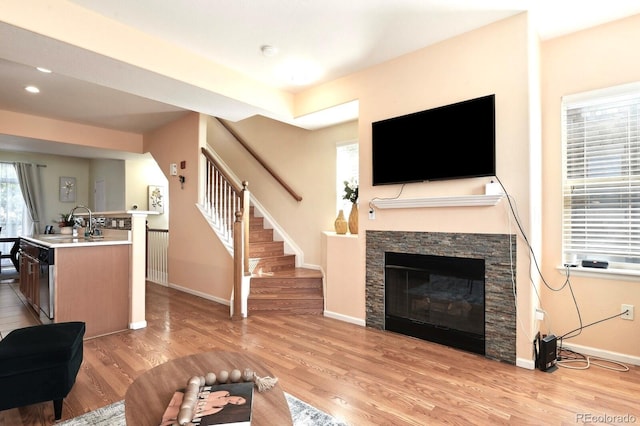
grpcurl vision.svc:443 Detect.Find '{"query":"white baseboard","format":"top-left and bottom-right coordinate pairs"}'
top-left (129, 320), bottom-right (147, 330)
top-left (168, 282), bottom-right (230, 306)
top-left (169, 284), bottom-right (231, 306)
top-left (516, 357), bottom-right (535, 370)
top-left (323, 310), bottom-right (366, 327)
top-left (561, 342), bottom-right (640, 366)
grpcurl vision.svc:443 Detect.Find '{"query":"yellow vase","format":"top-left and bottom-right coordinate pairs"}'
top-left (348, 203), bottom-right (358, 234)
top-left (334, 210), bottom-right (348, 234)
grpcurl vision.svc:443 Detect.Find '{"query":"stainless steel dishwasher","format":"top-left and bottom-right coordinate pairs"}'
top-left (19, 239), bottom-right (55, 319)
top-left (37, 243), bottom-right (55, 319)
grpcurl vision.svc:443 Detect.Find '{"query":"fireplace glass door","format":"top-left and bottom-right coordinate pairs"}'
top-left (385, 252), bottom-right (485, 355)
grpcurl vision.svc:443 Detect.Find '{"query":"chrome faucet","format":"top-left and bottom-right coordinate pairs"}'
top-left (68, 205), bottom-right (93, 236)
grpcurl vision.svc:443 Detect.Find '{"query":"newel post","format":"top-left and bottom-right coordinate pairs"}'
top-left (232, 210), bottom-right (243, 320)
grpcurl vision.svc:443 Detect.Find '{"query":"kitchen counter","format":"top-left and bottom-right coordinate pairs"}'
top-left (19, 231), bottom-right (132, 338)
top-left (22, 233), bottom-right (131, 248)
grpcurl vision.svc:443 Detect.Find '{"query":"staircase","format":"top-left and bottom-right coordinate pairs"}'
top-left (247, 207), bottom-right (324, 315)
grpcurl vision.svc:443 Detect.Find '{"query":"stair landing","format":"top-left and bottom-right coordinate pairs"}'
top-left (249, 267), bottom-right (324, 315)
top-left (247, 208), bottom-right (324, 315)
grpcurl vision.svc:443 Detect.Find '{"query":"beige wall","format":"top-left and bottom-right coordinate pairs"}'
top-left (144, 113), bottom-right (233, 302)
top-left (296, 13), bottom-right (540, 363)
top-left (322, 233), bottom-right (362, 321)
top-left (541, 14), bottom-right (640, 359)
top-left (125, 155), bottom-right (169, 229)
top-left (0, 109), bottom-right (142, 153)
top-left (89, 158), bottom-right (125, 211)
top-left (206, 116), bottom-right (358, 267)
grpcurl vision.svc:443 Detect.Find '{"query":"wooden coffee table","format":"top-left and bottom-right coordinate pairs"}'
top-left (125, 351), bottom-right (292, 426)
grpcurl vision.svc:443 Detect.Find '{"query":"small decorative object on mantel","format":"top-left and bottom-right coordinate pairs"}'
top-left (334, 210), bottom-right (347, 234)
top-left (343, 179), bottom-right (358, 234)
top-left (161, 368), bottom-right (278, 426)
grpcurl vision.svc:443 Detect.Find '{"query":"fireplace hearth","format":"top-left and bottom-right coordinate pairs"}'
top-left (385, 252), bottom-right (485, 355)
top-left (366, 231), bottom-right (516, 364)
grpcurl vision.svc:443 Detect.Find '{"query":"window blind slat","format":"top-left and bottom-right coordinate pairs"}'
top-left (562, 88), bottom-right (640, 265)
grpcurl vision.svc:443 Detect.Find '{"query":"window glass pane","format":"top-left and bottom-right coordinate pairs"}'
top-left (0, 164), bottom-right (28, 267)
top-left (336, 142), bottom-right (358, 214)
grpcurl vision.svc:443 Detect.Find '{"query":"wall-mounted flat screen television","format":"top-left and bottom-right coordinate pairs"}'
top-left (372, 94), bottom-right (496, 186)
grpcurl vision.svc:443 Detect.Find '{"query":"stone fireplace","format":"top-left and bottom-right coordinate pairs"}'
top-left (366, 231), bottom-right (516, 364)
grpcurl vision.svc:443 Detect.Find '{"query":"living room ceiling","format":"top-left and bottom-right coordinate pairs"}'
top-left (1, 0), bottom-right (640, 159)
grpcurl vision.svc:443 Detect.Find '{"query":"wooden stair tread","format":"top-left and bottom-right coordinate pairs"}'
top-left (251, 268), bottom-right (322, 279)
top-left (248, 293), bottom-right (324, 300)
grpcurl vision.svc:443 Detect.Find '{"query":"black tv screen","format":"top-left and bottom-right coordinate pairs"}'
top-left (372, 94), bottom-right (495, 186)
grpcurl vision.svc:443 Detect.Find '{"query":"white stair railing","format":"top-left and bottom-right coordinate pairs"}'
top-left (146, 228), bottom-right (168, 285)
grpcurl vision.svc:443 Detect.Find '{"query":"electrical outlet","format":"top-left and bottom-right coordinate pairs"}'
top-left (369, 209), bottom-right (375, 220)
top-left (621, 304), bottom-right (634, 320)
top-left (535, 308), bottom-right (545, 321)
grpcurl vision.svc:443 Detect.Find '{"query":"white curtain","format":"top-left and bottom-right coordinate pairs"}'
top-left (12, 162), bottom-right (45, 235)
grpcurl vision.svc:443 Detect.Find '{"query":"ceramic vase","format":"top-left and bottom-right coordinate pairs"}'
top-left (334, 210), bottom-right (348, 234)
top-left (348, 203), bottom-right (358, 234)
top-left (60, 226), bottom-right (73, 235)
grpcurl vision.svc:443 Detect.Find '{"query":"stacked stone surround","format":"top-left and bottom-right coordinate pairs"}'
top-left (366, 230), bottom-right (516, 364)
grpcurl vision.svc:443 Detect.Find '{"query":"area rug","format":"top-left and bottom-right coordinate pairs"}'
top-left (58, 392), bottom-right (347, 425)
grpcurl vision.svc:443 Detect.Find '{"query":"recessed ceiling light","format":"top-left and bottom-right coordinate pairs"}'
top-left (260, 45), bottom-right (278, 57)
top-left (25, 86), bottom-right (40, 94)
top-left (36, 67), bottom-right (52, 73)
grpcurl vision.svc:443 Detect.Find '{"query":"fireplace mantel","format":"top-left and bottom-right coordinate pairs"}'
top-left (370, 194), bottom-right (503, 209)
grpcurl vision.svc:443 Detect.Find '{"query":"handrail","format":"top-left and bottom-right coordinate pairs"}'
top-left (215, 117), bottom-right (303, 202)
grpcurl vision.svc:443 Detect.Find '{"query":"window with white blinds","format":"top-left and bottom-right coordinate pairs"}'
top-left (562, 84), bottom-right (640, 267)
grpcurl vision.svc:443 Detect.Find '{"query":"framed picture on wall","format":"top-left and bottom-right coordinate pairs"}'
top-left (148, 185), bottom-right (165, 213)
top-left (59, 176), bottom-right (76, 202)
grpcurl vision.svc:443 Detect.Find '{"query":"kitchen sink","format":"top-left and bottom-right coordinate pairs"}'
top-left (38, 235), bottom-right (75, 240)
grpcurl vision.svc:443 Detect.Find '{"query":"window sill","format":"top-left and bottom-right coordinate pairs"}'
top-left (556, 265), bottom-right (640, 282)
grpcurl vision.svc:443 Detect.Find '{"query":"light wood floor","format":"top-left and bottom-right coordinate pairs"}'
top-left (1, 276), bottom-right (639, 425)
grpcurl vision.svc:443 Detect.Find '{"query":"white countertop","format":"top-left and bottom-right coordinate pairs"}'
top-left (22, 234), bottom-right (131, 248)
